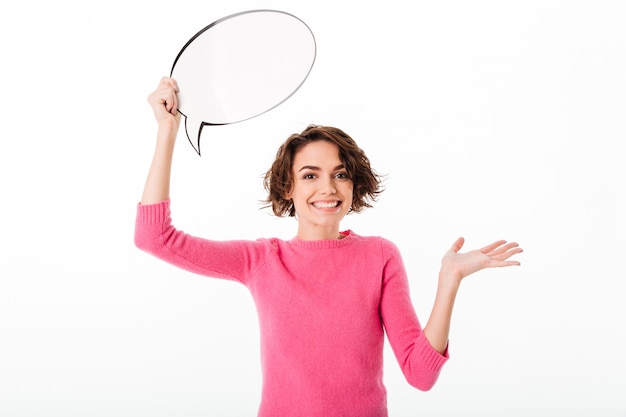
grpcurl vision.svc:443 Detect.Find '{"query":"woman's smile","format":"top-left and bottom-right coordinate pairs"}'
top-left (311, 200), bottom-right (341, 209)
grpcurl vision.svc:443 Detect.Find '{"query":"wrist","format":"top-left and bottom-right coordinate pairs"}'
top-left (437, 268), bottom-right (462, 291)
top-left (157, 117), bottom-right (180, 132)
top-left (155, 121), bottom-right (179, 146)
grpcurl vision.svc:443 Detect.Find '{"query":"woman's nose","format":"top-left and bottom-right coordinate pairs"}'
top-left (319, 177), bottom-right (336, 194)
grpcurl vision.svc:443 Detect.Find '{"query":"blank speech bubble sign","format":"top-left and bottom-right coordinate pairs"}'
top-left (170, 9), bottom-right (317, 155)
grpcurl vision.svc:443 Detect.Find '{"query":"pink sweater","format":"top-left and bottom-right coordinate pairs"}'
top-left (135, 200), bottom-right (448, 416)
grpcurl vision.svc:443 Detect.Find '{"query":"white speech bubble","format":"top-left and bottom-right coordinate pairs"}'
top-left (170, 9), bottom-right (317, 155)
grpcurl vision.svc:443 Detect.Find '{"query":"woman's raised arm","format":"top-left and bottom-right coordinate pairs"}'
top-left (141, 77), bottom-right (182, 205)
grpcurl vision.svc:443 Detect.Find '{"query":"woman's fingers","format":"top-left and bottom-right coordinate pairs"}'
top-left (148, 77), bottom-right (180, 120)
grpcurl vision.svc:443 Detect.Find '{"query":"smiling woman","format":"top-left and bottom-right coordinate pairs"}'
top-left (263, 125), bottom-right (383, 218)
top-left (134, 76), bottom-right (523, 417)
top-left (262, 125), bottom-right (383, 240)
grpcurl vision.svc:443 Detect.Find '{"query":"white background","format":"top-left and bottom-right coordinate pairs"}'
top-left (1, 1), bottom-right (624, 416)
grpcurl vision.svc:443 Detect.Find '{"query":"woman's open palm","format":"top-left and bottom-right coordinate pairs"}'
top-left (441, 237), bottom-right (523, 284)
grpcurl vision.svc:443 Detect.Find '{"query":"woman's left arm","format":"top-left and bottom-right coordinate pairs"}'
top-left (423, 237), bottom-right (523, 353)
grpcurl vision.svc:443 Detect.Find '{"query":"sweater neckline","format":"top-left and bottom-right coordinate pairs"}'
top-left (288, 230), bottom-right (356, 249)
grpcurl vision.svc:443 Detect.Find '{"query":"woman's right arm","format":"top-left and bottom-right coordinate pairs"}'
top-left (141, 77), bottom-right (182, 205)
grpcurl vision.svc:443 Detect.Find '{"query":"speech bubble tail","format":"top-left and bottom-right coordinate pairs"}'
top-left (182, 114), bottom-right (205, 156)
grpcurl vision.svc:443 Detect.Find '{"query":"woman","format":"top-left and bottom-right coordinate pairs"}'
top-left (135, 77), bottom-right (522, 416)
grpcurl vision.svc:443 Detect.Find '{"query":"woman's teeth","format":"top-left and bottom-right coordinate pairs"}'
top-left (313, 201), bottom-right (339, 208)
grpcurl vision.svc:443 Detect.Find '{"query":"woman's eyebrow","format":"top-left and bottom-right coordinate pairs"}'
top-left (297, 164), bottom-right (345, 172)
top-left (298, 165), bottom-right (320, 172)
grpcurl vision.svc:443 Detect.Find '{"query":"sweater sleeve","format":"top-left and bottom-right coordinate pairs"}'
top-left (134, 200), bottom-right (273, 284)
top-left (379, 239), bottom-right (449, 391)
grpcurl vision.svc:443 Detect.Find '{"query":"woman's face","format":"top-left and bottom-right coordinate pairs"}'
top-left (287, 140), bottom-right (354, 240)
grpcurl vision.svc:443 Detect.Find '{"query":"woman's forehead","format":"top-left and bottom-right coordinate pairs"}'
top-left (293, 141), bottom-right (341, 167)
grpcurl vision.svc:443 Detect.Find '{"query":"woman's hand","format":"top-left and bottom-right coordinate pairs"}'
top-left (147, 77), bottom-right (182, 128)
top-left (424, 238), bottom-right (523, 353)
top-left (440, 237), bottom-right (523, 286)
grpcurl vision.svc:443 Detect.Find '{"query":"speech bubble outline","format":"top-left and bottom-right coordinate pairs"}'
top-left (170, 9), bottom-right (317, 155)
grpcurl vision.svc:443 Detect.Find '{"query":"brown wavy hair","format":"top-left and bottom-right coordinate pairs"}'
top-left (263, 125), bottom-right (384, 217)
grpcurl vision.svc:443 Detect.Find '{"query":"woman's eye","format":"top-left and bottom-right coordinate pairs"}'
top-left (336, 172), bottom-right (349, 179)
top-left (303, 173), bottom-right (316, 180)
